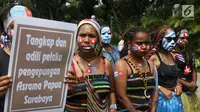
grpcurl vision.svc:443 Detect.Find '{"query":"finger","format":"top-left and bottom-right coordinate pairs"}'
top-left (0, 86), bottom-right (9, 92)
top-left (66, 79), bottom-right (78, 84)
top-left (0, 78), bottom-right (12, 87)
top-left (0, 75), bottom-right (11, 82)
top-left (68, 71), bottom-right (76, 76)
top-left (66, 74), bottom-right (77, 80)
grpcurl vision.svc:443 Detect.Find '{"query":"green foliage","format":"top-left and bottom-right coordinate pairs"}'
top-left (195, 57), bottom-right (200, 68)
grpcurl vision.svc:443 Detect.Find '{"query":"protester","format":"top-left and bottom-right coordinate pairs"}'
top-left (101, 26), bottom-right (120, 67)
top-left (0, 5), bottom-right (32, 111)
top-left (148, 26), bottom-right (184, 112)
top-left (172, 26), bottom-right (200, 112)
top-left (114, 26), bottom-right (158, 112)
top-left (65, 19), bottom-right (116, 112)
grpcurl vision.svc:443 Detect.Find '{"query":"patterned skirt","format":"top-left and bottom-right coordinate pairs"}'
top-left (181, 92), bottom-right (200, 112)
top-left (156, 91), bottom-right (184, 112)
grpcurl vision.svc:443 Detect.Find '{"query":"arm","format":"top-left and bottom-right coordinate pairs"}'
top-left (178, 64), bottom-right (198, 92)
top-left (147, 60), bottom-right (158, 112)
top-left (151, 89), bottom-right (159, 112)
top-left (191, 67), bottom-right (198, 91)
top-left (105, 59), bottom-right (117, 112)
top-left (114, 60), bottom-right (138, 112)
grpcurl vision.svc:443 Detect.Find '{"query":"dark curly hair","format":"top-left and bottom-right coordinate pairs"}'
top-left (120, 26), bottom-right (148, 58)
top-left (145, 25), bottom-right (173, 59)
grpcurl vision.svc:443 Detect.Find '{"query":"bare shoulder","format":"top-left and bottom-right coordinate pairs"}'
top-left (114, 59), bottom-right (127, 69)
top-left (104, 58), bottom-right (112, 68)
top-left (149, 54), bottom-right (160, 68)
top-left (104, 58), bottom-right (114, 76)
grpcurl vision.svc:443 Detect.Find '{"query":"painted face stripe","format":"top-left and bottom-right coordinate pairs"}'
top-left (165, 31), bottom-right (176, 37)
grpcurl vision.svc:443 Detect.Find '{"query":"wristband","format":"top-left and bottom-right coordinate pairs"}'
top-left (110, 104), bottom-right (117, 109)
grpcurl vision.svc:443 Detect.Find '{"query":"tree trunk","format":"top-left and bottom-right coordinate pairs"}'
top-left (111, 7), bottom-right (122, 39)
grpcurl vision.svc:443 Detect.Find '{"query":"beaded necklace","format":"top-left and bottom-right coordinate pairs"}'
top-left (127, 56), bottom-right (151, 98)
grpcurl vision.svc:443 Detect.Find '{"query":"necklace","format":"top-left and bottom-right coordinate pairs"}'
top-left (79, 54), bottom-right (94, 67)
top-left (127, 56), bottom-right (151, 98)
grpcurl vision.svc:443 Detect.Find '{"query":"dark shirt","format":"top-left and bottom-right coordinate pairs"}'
top-left (156, 53), bottom-right (179, 88)
top-left (0, 48), bottom-right (10, 111)
top-left (172, 49), bottom-right (194, 92)
top-left (117, 59), bottom-right (155, 111)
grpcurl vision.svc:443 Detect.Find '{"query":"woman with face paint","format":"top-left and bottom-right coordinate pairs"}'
top-left (114, 27), bottom-right (158, 112)
top-left (148, 26), bottom-right (184, 112)
top-left (172, 26), bottom-right (200, 112)
top-left (65, 19), bottom-right (116, 112)
top-left (101, 26), bottom-right (120, 67)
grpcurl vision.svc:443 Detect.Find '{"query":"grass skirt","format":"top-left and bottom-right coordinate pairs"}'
top-left (181, 92), bottom-right (200, 112)
top-left (156, 91), bottom-right (184, 112)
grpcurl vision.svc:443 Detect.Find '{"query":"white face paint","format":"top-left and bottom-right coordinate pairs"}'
top-left (101, 26), bottom-right (112, 44)
top-left (177, 29), bottom-right (189, 44)
top-left (162, 30), bottom-right (177, 51)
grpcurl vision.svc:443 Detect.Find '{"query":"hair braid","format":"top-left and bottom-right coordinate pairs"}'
top-left (146, 25), bottom-right (171, 59)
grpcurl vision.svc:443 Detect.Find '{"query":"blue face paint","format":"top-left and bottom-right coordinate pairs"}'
top-left (101, 26), bottom-right (112, 44)
top-left (91, 44), bottom-right (95, 49)
top-left (131, 46), bottom-right (137, 52)
top-left (162, 30), bottom-right (177, 51)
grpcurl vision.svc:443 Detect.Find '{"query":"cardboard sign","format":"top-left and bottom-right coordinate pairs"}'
top-left (4, 16), bottom-right (77, 112)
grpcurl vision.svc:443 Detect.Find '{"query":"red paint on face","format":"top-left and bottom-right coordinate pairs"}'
top-left (184, 32), bottom-right (188, 37)
top-left (77, 36), bottom-right (84, 43)
top-left (89, 38), bottom-right (97, 44)
top-left (77, 36), bottom-right (97, 47)
top-left (135, 44), bottom-right (150, 52)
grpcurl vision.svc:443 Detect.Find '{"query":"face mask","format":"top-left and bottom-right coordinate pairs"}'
top-left (101, 27), bottom-right (112, 44)
top-left (162, 30), bottom-right (177, 51)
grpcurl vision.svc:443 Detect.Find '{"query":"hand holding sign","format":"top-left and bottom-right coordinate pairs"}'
top-left (0, 75), bottom-right (12, 97)
top-left (64, 71), bottom-right (78, 90)
top-left (4, 16), bottom-right (76, 112)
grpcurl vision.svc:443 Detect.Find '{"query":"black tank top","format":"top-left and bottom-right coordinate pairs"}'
top-left (156, 53), bottom-right (179, 88)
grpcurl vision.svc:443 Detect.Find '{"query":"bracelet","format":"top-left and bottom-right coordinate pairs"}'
top-left (158, 85), bottom-right (161, 89)
top-left (110, 104), bottom-right (117, 109)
